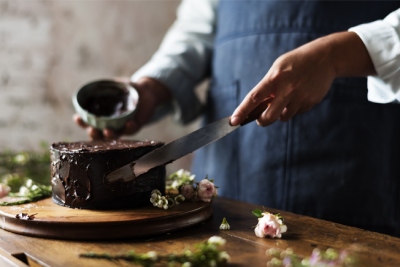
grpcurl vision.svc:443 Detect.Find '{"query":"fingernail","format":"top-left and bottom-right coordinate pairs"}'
top-left (230, 116), bottom-right (240, 126)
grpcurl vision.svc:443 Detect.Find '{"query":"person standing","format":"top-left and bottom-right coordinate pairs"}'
top-left (75, 1), bottom-right (400, 236)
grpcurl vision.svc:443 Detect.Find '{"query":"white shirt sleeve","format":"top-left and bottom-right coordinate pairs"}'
top-left (131, 0), bottom-right (218, 124)
top-left (349, 8), bottom-right (400, 103)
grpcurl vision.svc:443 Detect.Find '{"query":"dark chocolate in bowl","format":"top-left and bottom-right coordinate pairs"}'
top-left (50, 140), bottom-right (165, 210)
top-left (79, 81), bottom-right (132, 117)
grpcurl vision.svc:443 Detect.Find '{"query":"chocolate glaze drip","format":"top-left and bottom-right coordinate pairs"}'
top-left (50, 140), bottom-right (165, 210)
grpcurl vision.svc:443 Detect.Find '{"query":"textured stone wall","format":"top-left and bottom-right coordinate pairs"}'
top-left (0, 0), bottom-right (202, 173)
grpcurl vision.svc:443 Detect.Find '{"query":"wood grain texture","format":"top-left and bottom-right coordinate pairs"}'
top-left (0, 198), bottom-right (213, 240)
top-left (0, 197), bottom-right (399, 267)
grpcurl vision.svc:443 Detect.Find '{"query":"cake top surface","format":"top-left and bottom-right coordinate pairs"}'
top-left (51, 140), bottom-right (163, 153)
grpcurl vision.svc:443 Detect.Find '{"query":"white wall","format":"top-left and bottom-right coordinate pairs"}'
top-left (0, 0), bottom-right (202, 175)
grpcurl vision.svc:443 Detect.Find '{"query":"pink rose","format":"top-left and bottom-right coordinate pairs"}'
top-left (180, 184), bottom-right (195, 201)
top-left (0, 183), bottom-right (11, 198)
top-left (254, 213), bottom-right (287, 238)
top-left (197, 179), bottom-right (217, 202)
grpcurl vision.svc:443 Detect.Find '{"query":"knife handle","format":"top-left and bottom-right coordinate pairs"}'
top-left (240, 98), bottom-right (272, 126)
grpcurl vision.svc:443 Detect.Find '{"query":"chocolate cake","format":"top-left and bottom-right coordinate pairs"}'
top-left (50, 140), bottom-right (165, 209)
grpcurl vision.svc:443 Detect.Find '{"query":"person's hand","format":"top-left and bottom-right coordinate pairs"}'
top-left (74, 77), bottom-right (172, 140)
top-left (230, 31), bottom-right (376, 126)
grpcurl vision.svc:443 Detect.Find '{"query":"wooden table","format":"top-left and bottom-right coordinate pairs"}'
top-left (0, 197), bottom-right (399, 267)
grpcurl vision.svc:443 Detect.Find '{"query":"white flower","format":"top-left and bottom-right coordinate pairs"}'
top-left (176, 169), bottom-right (194, 179)
top-left (25, 179), bottom-right (33, 188)
top-left (145, 251), bottom-right (158, 261)
top-left (188, 174), bottom-right (196, 182)
top-left (218, 251), bottom-right (231, 263)
top-left (182, 262), bottom-right (192, 267)
top-left (197, 179), bottom-right (217, 202)
top-left (219, 217), bottom-right (230, 230)
top-left (151, 189), bottom-right (161, 196)
top-left (31, 185), bottom-right (39, 191)
top-left (171, 180), bottom-right (180, 189)
top-left (175, 169), bottom-right (189, 180)
top-left (254, 213), bottom-right (287, 238)
top-left (14, 154), bottom-right (28, 164)
top-left (0, 183), bottom-right (11, 198)
top-left (209, 260), bottom-right (217, 267)
top-left (176, 169), bottom-right (185, 177)
top-left (150, 189), bottom-right (162, 207)
top-left (208, 236), bottom-right (226, 246)
top-left (18, 186), bottom-right (30, 196)
top-left (174, 194), bottom-right (185, 204)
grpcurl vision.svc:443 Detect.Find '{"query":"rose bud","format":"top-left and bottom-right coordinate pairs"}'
top-left (197, 179), bottom-right (217, 202)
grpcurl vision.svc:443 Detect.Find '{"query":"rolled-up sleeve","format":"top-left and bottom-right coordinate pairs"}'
top-left (349, 8), bottom-right (400, 103)
top-left (131, 0), bottom-right (217, 124)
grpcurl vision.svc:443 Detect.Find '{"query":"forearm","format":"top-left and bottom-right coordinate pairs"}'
top-left (327, 31), bottom-right (377, 77)
top-left (230, 30), bottom-right (380, 126)
top-left (296, 31), bottom-right (376, 80)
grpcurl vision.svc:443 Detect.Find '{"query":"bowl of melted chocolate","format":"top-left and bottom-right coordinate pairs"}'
top-left (73, 80), bottom-right (139, 130)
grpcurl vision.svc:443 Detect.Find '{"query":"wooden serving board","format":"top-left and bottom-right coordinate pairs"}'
top-left (0, 198), bottom-right (213, 241)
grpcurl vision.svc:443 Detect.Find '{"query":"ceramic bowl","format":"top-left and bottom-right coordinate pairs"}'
top-left (72, 80), bottom-right (139, 130)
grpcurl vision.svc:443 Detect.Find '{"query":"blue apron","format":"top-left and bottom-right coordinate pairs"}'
top-left (192, 0), bottom-right (400, 236)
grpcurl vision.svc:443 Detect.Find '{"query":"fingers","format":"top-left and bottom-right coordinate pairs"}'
top-left (257, 96), bottom-right (289, 126)
top-left (73, 114), bottom-right (88, 129)
top-left (87, 127), bottom-right (104, 140)
top-left (103, 128), bottom-right (118, 140)
top-left (231, 83), bottom-right (310, 127)
top-left (73, 114), bottom-right (107, 140)
top-left (279, 103), bottom-right (301, 122)
top-left (231, 89), bottom-right (311, 127)
top-left (230, 92), bottom-right (263, 125)
top-left (231, 83), bottom-right (290, 127)
top-left (102, 120), bottom-right (141, 140)
top-left (122, 120), bottom-right (139, 135)
top-left (297, 105), bottom-right (313, 114)
top-left (230, 82), bottom-right (274, 126)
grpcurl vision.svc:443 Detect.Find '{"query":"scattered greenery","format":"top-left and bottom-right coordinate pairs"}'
top-left (166, 169), bottom-right (196, 190)
top-left (150, 189), bottom-right (185, 210)
top-left (1, 179), bottom-right (52, 206)
top-left (80, 236), bottom-right (230, 267)
top-left (266, 247), bottom-right (357, 267)
top-left (0, 142), bottom-right (52, 205)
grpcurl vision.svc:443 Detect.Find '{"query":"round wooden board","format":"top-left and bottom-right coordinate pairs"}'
top-left (0, 198), bottom-right (213, 241)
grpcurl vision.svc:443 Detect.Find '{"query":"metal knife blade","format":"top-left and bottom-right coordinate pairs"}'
top-left (106, 116), bottom-right (238, 183)
top-left (105, 99), bottom-right (271, 184)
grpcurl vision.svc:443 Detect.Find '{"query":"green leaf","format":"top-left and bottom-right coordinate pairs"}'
top-left (252, 209), bottom-right (263, 218)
